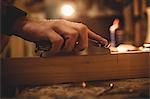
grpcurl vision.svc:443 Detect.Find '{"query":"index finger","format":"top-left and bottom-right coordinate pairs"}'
top-left (88, 29), bottom-right (108, 46)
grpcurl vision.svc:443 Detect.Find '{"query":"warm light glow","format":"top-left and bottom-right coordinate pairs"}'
top-left (117, 47), bottom-right (128, 52)
top-left (109, 83), bottom-right (114, 88)
top-left (82, 82), bottom-right (86, 88)
top-left (117, 44), bottom-right (136, 52)
top-left (143, 43), bottom-right (150, 48)
top-left (61, 4), bottom-right (75, 17)
top-left (139, 44), bottom-right (150, 52)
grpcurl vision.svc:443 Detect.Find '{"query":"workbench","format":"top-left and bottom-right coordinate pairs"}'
top-left (1, 51), bottom-right (150, 98)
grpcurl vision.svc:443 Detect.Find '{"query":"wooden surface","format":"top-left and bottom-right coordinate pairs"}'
top-left (2, 52), bottom-right (150, 86)
top-left (17, 78), bottom-right (150, 99)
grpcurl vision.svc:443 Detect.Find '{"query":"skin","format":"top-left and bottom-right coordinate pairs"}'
top-left (12, 17), bottom-right (108, 54)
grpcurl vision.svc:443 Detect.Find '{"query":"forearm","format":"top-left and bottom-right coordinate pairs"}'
top-left (1, 2), bottom-right (27, 52)
top-left (1, 3), bottom-right (27, 36)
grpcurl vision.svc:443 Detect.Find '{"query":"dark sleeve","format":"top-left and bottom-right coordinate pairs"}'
top-left (148, 0), bottom-right (150, 6)
top-left (1, 3), bottom-right (27, 36)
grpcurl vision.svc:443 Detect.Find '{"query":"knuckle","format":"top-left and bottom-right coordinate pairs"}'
top-left (79, 24), bottom-right (87, 31)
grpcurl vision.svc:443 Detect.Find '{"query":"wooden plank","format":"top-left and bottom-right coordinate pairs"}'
top-left (118, 53), bottom-right (150, 78)
top-left (1, 52), bottom-right (150, 86)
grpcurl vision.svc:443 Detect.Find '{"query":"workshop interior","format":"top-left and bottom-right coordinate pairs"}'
top-left (1, 0), bottom-right (150, 98)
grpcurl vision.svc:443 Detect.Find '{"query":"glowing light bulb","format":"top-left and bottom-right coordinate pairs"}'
top-left (61, 4), bottom-right (75, 17)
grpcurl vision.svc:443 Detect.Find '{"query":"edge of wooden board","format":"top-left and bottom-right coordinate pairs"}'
top-left (2, 52), bottom-right (150, 85)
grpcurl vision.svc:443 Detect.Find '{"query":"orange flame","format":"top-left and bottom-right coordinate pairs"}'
top-left (113, 19), bottom-right (120, 25)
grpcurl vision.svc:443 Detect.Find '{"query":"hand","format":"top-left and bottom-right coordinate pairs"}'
top-left (12, 17), bottom-right (108, 54)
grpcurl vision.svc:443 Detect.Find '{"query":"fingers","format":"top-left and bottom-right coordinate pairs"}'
top-left (88, 29), bottom-right (108, 46)
top-left (53, 22), bottom-right (79, 52)
top-left (46, 19), bottom-right (108, 55)
top-left (68, 20), bottom-right (108, 46)
top-left (74, 24), bottom-right (88, 51)
top-left (47, 30), bottom-right (64, 54)
top-left (60, 23), bottom-right (88, 51)
top-left (62, 30), bottom-right (79, 52)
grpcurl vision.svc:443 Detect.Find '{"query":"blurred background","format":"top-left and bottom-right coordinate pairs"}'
top-left (1, 0), bottom-right (150, 57)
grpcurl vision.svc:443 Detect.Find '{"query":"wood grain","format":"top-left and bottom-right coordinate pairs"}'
top-left (2, 52), bottom-right (150, 86)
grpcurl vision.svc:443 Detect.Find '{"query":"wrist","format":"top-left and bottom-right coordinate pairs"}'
top-left (12, 16), bottom-right (29, 36)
